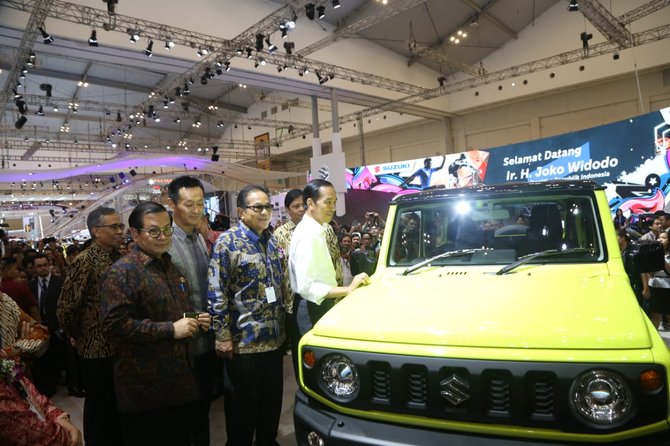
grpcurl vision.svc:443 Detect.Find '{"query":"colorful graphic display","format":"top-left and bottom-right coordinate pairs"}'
top-left (346, 107), bottom-right (670, 216)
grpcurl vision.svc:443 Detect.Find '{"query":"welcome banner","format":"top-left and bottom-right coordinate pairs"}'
top-left (346, 107), bottom-right (670, 215)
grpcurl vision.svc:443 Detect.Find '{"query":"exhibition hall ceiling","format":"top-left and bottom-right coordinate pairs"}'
top-left (0, 0), bottom-right (669, 205)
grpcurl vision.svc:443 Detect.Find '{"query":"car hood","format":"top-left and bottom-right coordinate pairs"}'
top-left (313, 267), bottom-right (651, 350)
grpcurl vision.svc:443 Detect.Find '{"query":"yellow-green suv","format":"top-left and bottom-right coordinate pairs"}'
top-left (294, 180), bottom-right (670, 445)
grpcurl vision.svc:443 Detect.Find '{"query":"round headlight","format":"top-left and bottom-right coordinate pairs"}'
top-left (319, 354), bottom-right (360, 403)
top-left (571, 370), bottom-right (633, 427)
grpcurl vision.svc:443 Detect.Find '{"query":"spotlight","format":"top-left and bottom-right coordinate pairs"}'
top-left (235, 48), bottom-right (243, 56)
top-left (224, 61), bottom-right (231, 71)
top-left (116, 111), bottom-right (122, 122)
top-left (144, 39), bottom-right (153, 57)
top-left (212, 146), bottom-right (219, 154)
top-left (277, 65), bottom-right (283, 73)
top-left (15, 115), bottom-right (27, 129)
top-left (129, 169), bottom-right (137, 177)
top-left (35, 106), bottom-right (44, 116)
top-left (16, 100), bottom-right (27, 114)
top-left (175, 87), bottom-right (182, 96)
top-left (246, 48), bottom-right (253, 59)
top-left (281, 29), bottom-right (288, 39)
top-left (165, 40), bottom-right (174, 50)
top-left (39, 26), bottom-right (54, 44)
top-left (317, 5), bottom-right (326, 19)
top-left (197, 47), bottom-right (205, 57)
top-left (215, 67), bottom-right (223, 75)
top-left (284, 41), bottom-right (295, 55)
top-left (39, 83), bottom-right (52, 97)
top-left (331, 0), bottom-right (340, 8)
top-left (173, 117), bottom-right (181, 123)
top-left (580, 31), bottom-right (592, 55)
top-left (104, 0), bottom-right (118, 14)
top-left (88, 30), bottom-right (98, 46)
top-left (437, 75), bottom-right (446, 87)
top-left (613, 52), bottom-right (620, 60)
top-left (128, 28), bottom-right (140, 43)
top-left (568, 0), bottom-right (579, 11)
top-left (200, 75), bottom-right (208, 85)
top-left (265, 36), bottom-right (277, 53)
top-left (316, 71), bottom-right (327, 84)
top-left (211, 154), bottom-right (220, 162)
top-left (183, 82), bottom-right (190, 95)
top-left (306, 3), bottom-right (315, 20)
top-left (258, 57), bottom-right (266, 66)
top-left (255, 34), bottom-right (264, 51)
top-left (298, 68), bottom-right (304, 77)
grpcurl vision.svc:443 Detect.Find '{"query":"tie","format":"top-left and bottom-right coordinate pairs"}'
top-left (40, 279), bottom-right (48, 318)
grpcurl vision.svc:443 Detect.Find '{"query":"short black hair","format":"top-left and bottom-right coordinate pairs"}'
top-left (33, 253), bottom-right (50, 265)
top-left (303, 179), bottom-right (333, 206)
top-left (167, 176), bottom-right (205, 204)
top-left (128, 201), bottom-right (172, 230)
top-left (87, 207), bottom-right (118, 236)
top-left (237, 184), bottom-right (270, 208)
top-left (284, 189), bottom-right (302, 208)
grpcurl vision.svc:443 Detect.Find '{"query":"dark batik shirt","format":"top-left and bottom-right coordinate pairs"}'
top-left (208, 222), bottom-right (286, 354)
top-left (57, 241), bottom-right (121, 359)
top-left (100, 245), bottom-right (199, 413)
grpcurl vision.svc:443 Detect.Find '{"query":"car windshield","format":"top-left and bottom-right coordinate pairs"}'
top-left (389, 190), bottom-right (605, 267)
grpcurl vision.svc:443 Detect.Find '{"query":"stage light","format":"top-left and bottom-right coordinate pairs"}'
top-left (331, 0), bottom-right (340, 9)
top-left (281, 29), bottom-right (288, 39)
top-left (316, 71), bottom-right (327, 84)
top-left (15, 115), bottom-right (27, 129)
top-left (246, 48), bottom-right (253, 59)
top-left (255, 34), bottom-right (264, 52)
top-left (128, 28), bottom-right (140, 43)
top-left (437, 75), bottom-right (446, 87)
top-left (165, 40), bottom-right (174, 50)
top-left (265, 36), bottom-right (277, 53)
top-left (116, 112), bottom-right (122, 122)
top-left (284, 41), bottom-right (295, 55)
top-left (568, 0), bottom-right (579, 11)
top-left (40, 83), bottom-right (52, 97)
top-left (16, 100), bottom-right (27, 114)
top-left (39, 26), bottom-right (54, 44)
top-left (306, 3), bottom-right (315, 20)
top-left (88, 30), bottom-right (98, 46)
top-left (129, 169), bottom-right (137, 177)
top-left (224, 61), bottom-right (231, 71)
top-left (104, 0), bottom-right (118, 14)
top-left (317, 5), bottom-right (326, 19)
top-left (144, 39), bottom-right (153, 57)
top-left (35, 106), bottom-right (44, 116)
top-left (211, 154), bottom-right (220, 162)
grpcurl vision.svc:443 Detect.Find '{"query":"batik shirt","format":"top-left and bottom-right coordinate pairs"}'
top-left (57, 241), bottom-right (121, 358)
top-left (208, 222), bottom-right (286, 354)
top-left (273, 220), bottom-right (297, 313)
top-left (99, 246), bottom-right (199, 413)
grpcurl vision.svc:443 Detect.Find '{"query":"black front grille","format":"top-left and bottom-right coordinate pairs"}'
top-left (302, 348), bottom-right (668, 434)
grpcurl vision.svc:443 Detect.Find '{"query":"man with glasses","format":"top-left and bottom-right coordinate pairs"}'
top-left (208, 184), bottom-right (286, 446)
top-left (100, 201), bottom-right (210, 446)
top-left (58, 206), bottom-right (125, 446)
top-left (166, 176), bottom-right (215, 446)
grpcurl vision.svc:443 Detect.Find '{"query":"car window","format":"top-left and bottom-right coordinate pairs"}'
top-left (389, 192), bottom-right (604, 266)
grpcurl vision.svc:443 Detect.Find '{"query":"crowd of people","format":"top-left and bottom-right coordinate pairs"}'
top-left (616, 210), bottom-right (670, 332)
top-left (0, 176), bottom-right (382, 446)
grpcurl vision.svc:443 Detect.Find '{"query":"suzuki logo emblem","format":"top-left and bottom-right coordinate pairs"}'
top-left (440, 374), bottom-right (470, 406)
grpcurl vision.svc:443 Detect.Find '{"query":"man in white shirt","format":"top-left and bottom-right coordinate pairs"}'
top-left (289, 179), bottom-right (369, 329)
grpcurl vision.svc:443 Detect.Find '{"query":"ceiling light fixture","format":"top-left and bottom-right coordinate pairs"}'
top-left (39, 26), bottom-right (54, 44)
top-left (265, 36), bottom-right (277, 53)
top-left (255, 34), bottom-right (264, 52)
top-left (144, 39), bottom-right (153, 56)
top-left (128, 28), bottom-right (140, 43)
top-left (568, 0), bottom-right (579, 12)
top-left (306, 3), bottom-right (315, 20)
top-left (88, 30), bottom-right (98, 46)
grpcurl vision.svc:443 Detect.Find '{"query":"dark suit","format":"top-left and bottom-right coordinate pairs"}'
top-left (30, 275), bottom-right (66, 397)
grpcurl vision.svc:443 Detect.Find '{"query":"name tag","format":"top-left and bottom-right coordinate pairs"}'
top-left (265, 286), bottom-right (277, 303)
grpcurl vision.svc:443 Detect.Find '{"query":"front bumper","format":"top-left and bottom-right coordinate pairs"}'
top-left (293, 390), bottom-right (670, 446)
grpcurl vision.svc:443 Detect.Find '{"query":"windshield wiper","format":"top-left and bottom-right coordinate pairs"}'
top-left (402, 248), bottom-right (488, 276)
top-left (495, 247), bottom-right (594, 276)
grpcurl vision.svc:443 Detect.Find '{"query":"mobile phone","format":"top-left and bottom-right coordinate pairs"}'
top-left (183, 312), bottom-right (199, 319)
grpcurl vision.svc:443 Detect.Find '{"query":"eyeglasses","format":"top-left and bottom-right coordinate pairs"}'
top-left (95, 223), bottom-right (125, 231)
top-left (138, 226), bottom-right (175, 238)
top-left (245, 205), bottom-right (273, 213)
